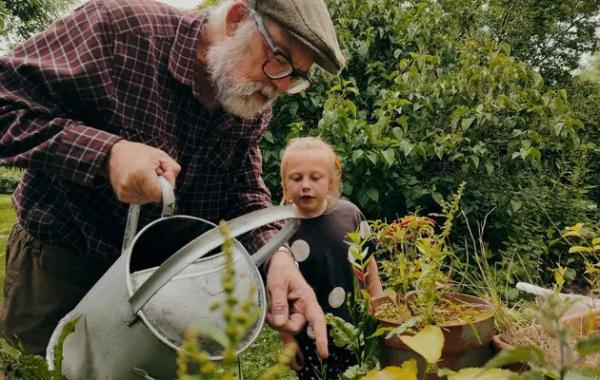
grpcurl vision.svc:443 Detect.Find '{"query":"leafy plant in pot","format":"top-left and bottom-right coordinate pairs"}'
top-left (361, 183), bottom-right (496, 377)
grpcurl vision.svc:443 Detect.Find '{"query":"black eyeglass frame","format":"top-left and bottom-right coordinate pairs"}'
top-left (250, 9), bottom-right (311, 94)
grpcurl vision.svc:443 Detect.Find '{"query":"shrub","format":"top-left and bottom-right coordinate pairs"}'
top-left (261, 0), bottom-right (599, 288)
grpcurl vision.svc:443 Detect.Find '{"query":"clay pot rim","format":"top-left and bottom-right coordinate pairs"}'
top-left (372, 292), bottom-right (495, 328)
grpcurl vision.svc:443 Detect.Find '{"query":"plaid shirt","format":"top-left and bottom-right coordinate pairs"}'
top-left (0, 0), bottom-right (279, 261)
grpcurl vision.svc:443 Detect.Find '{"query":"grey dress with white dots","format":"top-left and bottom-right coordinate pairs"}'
top-left (290, 199), bottom-right (364, 379)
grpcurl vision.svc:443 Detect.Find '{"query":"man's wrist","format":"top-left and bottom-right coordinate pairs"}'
top-left (265, 246), bottom-right (298, 274)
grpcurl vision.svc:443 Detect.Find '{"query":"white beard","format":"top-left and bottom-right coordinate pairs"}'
top-left (206, 21), bottom-right (280, 118)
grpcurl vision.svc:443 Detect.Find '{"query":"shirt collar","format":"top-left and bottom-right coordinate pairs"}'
top-left (168, 11), bottom-right (219, 113)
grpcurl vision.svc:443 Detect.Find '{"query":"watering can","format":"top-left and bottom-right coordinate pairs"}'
top-left (46, 177), bottom-right (300, 379)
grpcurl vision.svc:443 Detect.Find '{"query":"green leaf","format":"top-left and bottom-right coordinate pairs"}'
top-left (397, 116), bottom-right (409, 134)
top-left (352, 149), bottom-right (364, 162)
top-left (326, 314), bottom-right (359, 353)
top-left (399, 140), bottom-right (414, 156)
top-left (461, 117), bottom-right (475, 129)
top-left (484, 161), bottom-right (494, 175)
top-left (438, 368), bottom-right (517, 380)
top-left (53, 314), bottom-right (82, 380)
top-left (382, 149), bottom-right (395, 166)
top-left (569, 246), bottom-right (593, 253)
top-left (510, 200), bottom-right (522, 212)
top-left (361, 360), bottom-right (418, 380)
top-left (434, 145), bottom-right (444, 160)
top-left (576, 336), bottom-right (600, 357)
top-left (366, 188), bottom-right (379, 202)
top-left (485, 345), bottom-right (546, 369)
top-left (400, 325), bottom-right (444, 364)
top-left (527, 148), bottom-right (541, 161)
top-left (432, 192), bottom-right (444, 205)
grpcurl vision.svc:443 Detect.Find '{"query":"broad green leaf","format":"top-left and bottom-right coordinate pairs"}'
top-left (366, 188), bottom-right (379, 202)
top-left (438, 368), bottom-right (516, 380)
top-left (53, 314), bottom-right (82, 380)
top-left (470, 155), bottom-right (479, 168)
top-left (461, 117), bottom-right (475, 129)
top-left (485, 345), bottom-right (546, 369)
top-left (510, 200), bottom-right (522, 212)
top-left (382, 149), bottom-right (395, 167)
top-left (484, 161), bottom-right (494, 175)
top-left (397, 116), bottom-right (409, 134)
top-left (399, 325), bottom-right (444, 364)
top-left (383, 316), bottom-right (422, 340)
top-left (360, 360), bottom-right (418, 380)
top-left (352, 149), bottom-right (364, 162)
top-left (432, 192), bottom-right (444, 205)
top-left (565, 223), bottom-right (584, 232)
top-left (569, 246), bottom-right (593, 253)
top-left (434, 145), bottom-right (444, 160)
top-left (576, 336), bottom-right (600, 357)
top-left (399, 139), bottom-right (414, 156)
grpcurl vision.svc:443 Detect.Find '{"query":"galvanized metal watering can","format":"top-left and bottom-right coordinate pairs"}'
top-left (46, 177), bottom-right (299, 379)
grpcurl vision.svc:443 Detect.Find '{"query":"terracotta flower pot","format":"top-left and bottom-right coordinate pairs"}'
top-left (372, 293), bottom-right (495, 380)
top-left (492, 307), bottom-right (600, 373)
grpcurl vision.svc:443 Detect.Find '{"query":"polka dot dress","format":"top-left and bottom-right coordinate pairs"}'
top-left (288, 200), bottom-right (366, 379)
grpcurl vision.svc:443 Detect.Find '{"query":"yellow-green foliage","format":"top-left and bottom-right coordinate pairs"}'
top-left (176, 221), bottom-right (293, 379)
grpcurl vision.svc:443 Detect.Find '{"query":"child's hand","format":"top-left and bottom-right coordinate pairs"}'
top-left (280, 333), bottom-right (305, 371)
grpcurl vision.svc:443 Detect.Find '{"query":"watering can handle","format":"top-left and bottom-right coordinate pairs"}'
top-left (128, 205), bottom-right (300, 315)
top-left (121, 177), bottom-right (175, 253)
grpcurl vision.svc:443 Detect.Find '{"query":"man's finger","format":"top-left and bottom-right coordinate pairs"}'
top-left (268, 280), bottom-right (289, 327)
top-left (266, 312), bottom-right (306, 334)
top-left (304, 302), bottom-right (329, 358)
top-left (157, 159), bottom-right (180, 187)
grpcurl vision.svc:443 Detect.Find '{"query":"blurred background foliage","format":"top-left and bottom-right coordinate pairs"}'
top-left (261, 0), bottom-right (600, 295)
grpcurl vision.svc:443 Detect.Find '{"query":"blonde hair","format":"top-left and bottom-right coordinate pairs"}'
top-left (280, 137), bottom-right (342, 204)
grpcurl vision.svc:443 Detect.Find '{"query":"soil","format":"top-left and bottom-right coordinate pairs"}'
top-left (373, 296), bottom-right (493, 327)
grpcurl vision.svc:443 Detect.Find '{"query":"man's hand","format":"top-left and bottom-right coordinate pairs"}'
top-left (107, 140), bottom-right (181, 203)
top-left (265, 250), bottom-right (329, 358)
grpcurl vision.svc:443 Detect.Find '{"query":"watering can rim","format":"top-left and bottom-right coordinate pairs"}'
top-left (119, 177), bottom-right (300, 358)
top-left (123, 213), bottom-right (268, 358)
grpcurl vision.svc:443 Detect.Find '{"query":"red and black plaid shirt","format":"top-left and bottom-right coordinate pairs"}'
top-left (0, 0), bottom-right (279, 261)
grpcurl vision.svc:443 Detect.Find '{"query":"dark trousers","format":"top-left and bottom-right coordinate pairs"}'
top-left (0, 224), bottom-right (110, 355)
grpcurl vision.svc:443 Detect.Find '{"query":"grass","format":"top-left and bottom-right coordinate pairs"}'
top-left (241, 326), bottom-right (297, 379)
top-left (0, 193), bottom-right (295, 377)
top-left (0, 194), bottom-right (15, 300)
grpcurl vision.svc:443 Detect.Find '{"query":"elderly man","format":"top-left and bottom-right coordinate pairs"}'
top-left (0, 0), bottom-right (345, 357)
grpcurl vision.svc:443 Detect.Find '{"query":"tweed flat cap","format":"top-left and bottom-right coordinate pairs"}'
top-left (247, 0), bottom-right (346, 74)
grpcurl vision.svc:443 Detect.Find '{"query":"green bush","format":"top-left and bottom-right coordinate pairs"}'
top-left (262, 0), bottom-right (599, 289)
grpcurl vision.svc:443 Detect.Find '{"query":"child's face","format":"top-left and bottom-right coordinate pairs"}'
top-left (283, 150), bottom-right (333, 218)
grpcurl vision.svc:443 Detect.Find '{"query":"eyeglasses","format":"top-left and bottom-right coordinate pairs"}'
top-left (250, 9), bottom-right (311, 95)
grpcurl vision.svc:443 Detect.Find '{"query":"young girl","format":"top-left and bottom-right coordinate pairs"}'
top-left (278, 137), bottom-right (383, 379)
